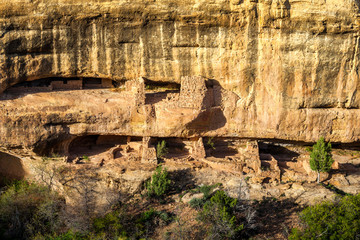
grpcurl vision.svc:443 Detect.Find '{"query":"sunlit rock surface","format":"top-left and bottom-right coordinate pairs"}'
top-left (1, 0), bottom-right (360, 152)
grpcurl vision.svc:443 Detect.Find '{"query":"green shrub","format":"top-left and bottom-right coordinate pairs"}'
top-left (289, 194), bottom-right (360, 240)
top-left (199, 184), bottom-right (218, 199)
top-left (198, 190), bottom-right (244, 239)
top-left (189, 197), bottom-right (207, 210)
top-left (156, 140), bottom-right (168, 159)
top-left (188, 184), bottom-right (219, 210)
top-left (135, 209), bottom-right (173, 238)
top-left (44, 230), bottom-right (86, 240)
top-left (92, 210), bottom-right (128, 239)
top-left (138, 209), bottom-right (157, 223)
top-left (137, 209), bottom-right (172, 225)
top-left (206, 137), bottom-right (216, 150)
top-left (309, 137), bottom-right (334, 183)
top-left (0, 180), bottom-right (64, 240)
top-left (146, 165), bottom-right (171, 198)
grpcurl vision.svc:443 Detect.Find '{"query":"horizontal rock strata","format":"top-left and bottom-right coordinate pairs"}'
top-left (1, 0), bottom-right (360, 151)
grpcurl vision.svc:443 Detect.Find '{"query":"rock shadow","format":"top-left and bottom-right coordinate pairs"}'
top-left (320, 183), bottom-right (350, 196)
top-left (185, 107), bottom-right (227, 132)
top-left (284, 0), bottom-right (291, 10)
top-left (332, 162), bottom-right (360, 176)
top-left (355, 0), bottom-right (360, 9)
top-left (145, 90), bottom-right (179, 105)
top-left (250, 197), bottom-right (304, 239)
top-left (0, 151), bottom-right (26, 185)
top-left (203, 137), bottom-right (239, 158)
top-left (168, 169), bottom-right (196, 195)
top-left (258, 142), bottom-right (300, 162)
top-left (184, 79), bottom-right (228, 133)
top-left (0, 77), bottom-right (116, 101)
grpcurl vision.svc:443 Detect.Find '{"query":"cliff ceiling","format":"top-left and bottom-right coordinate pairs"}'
top-left (1, 0), bottom-right (360, 152)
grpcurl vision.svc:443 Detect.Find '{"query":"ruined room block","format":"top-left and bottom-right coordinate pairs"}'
top-left (141, 137), bottom-right (158, 164)
top-left (101, 79), bottom-right (113, 88)
top-left (141, 147), bottom-right (157, 164)
top-left (125, 77), bottom-right (145, 106)
top-left (51, 80), bottom-right (83, 90)
top-left (108, 145), bottom-right (123, 160)
top-left (246, 140), bottom-right (260, 156)
top-left (179, 76), bottom-right (212, 109)
top-left (190, 137), bottom-right (206, 159)
top-left (245, 141), bottom-right (262, 174)
top-left (259, 154), bottom-right (281, 183)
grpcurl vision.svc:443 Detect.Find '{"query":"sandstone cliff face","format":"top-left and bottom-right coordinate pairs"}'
top-left (1, 0), bottom-right (360, 151)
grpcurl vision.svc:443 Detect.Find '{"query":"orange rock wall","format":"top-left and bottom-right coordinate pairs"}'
top-left (0, 0), bottom-right (360, 150)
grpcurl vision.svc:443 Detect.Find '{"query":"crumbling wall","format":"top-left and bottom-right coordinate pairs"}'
top-left (51, 80), bottom-right (83, 90)
top-left (140, 137), bottom-right (157, 164)
top-left (6, 86), bottom-right (52, 93)
top-left (101, 79), bottom-right (113, 88)
top-left (179, 76), bottom-right (213, 109)
top-left (125, 77), bottom-right (145, 106)
top-left (190, 137), bottom-right (206, 159)
top-left (1, 0), bottom-right (360, 144)
top-left (95, 135), bottom-right (127, 145)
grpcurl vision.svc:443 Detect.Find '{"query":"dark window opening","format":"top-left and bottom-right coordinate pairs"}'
top-left (3, 77), bottom-right (116, 97)
top-left (145, 79), bottom-right (180, 92)
top-left (67, 135), bottom-right (142, 160)
top-left (203, 137), bottom-right (239, 158)
top-left (130, 136), bottom-right (143, 142)
top-left (144, 79), bottom-right (181, 105)
top-left (258, 142), bottom-right (299, 162)
top-left (156, 137), bottom-right (191, 159)
top-left (83, 78), bottom-right (102, 85)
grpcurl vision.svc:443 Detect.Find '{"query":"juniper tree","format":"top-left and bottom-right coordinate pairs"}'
top-left (156, 140), bottom-right (168, 159)
top-left (309, 137), bottom-right (334, 183)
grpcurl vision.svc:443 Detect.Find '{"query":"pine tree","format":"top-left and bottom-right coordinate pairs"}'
top-left (309, 137), bottom-right (334, 183)
top-left (156, 140), bottom-right (168, 159)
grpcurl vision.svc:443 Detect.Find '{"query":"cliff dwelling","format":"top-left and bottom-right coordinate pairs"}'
top-left (1, 73), bottom-right (359, 187)
top-left (2, 77), bottom-right (116, 96)
top-left (1, 0), bottom-right (360, 238)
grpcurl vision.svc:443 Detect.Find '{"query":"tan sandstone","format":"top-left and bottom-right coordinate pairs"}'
top-left (0, 0), bottom-right (359, 153)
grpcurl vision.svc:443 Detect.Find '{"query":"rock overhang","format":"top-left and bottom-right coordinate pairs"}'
top-left (0, 0), bottom-right (360, 151)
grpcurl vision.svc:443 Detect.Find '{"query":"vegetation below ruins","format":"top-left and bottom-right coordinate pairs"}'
top-left (146, 165), bottom-right (171, 199)
top-left (289, 194), bottom-right (360, 240)
top-left (1, 167), bottom-right (359, 240)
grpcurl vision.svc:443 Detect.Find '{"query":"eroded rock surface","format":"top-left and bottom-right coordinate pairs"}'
top-left (0, 0), bottom-right (360, 150)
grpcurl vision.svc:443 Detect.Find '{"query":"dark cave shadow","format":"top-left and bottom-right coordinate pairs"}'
top-left (284, 0), bottom-right (291, 10)
top-left (68, 135), bottom-right (128, 161)
top-left (203, 137), bottom-right (239, 158)
top-left (331, 162), bottom-right (360, 176)
top-left (69, 145), bottom-right (114, 159)
top-left (145, 90), bottom-right (179, 105)
top-left (0, 87), bottom-right (112, 101)
top-left (354, 0), bottom-right (360, 11)
top-left (258, 142), bottom-right (300, 162)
